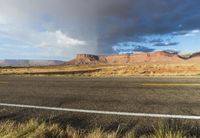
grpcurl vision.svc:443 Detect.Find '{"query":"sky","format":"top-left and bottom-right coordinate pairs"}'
top-left (0, 0), bottom-right (200, 60)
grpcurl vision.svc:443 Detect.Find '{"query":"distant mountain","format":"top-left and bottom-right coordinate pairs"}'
top-left (66, 51), bottom-right (200, 65)
top-left (0, 60), bottom-right (64, 67)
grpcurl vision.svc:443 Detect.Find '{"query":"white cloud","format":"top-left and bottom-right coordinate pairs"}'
top-left (191, 30), bottom-right (200, 33)
top-left (0, 23), bottom-right (96, 60)
top-left (184, 29), bottom-right (200, 37)
top-left (0, 17), bottom-right (6, 24)
top-left (0, 0), bottom-right (98, 60)
top-left (172, 29), bottom-right (200, 37)
top-left (36, 30), bottom-right (86, 48)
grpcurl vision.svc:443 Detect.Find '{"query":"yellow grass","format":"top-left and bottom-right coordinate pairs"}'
top-left (0, 63), bottom-right (200, 77)
top-left (0, 119), bottom-right (196, 138)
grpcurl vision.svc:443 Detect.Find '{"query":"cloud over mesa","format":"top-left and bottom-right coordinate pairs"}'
top-left (0, 0), bottom-right (200, 59)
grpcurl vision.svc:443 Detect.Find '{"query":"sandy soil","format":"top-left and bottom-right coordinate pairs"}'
top-left (0, 63), bottom-right (200, 76)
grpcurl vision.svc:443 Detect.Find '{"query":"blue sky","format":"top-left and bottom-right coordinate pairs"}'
top-left (0, 0), bottom-right (200, 60)
top-left (113, 31), bottom-right (200, 54)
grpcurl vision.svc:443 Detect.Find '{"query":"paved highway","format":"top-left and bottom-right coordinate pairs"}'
top-left (0, 76), bottom-right (200, 128)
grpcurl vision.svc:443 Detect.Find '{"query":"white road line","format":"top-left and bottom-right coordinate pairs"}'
top-left (0, 103), bottom-right (200, 120)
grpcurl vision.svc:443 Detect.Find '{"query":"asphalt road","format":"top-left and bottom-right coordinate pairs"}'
top-left (0, 76), bottom-right (200, 129)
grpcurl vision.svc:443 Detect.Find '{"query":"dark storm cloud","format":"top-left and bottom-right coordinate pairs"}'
top-left (172, 31), bottom-right (190, 36)
top-left (149, 39), bottom-right (163, 43)
top-left (96, 0), bottom-right (200, 53)
top-left (113, 44), bottom-right (155, 53)
top-left (154, 42), bottom-right (179, 47)
top-left (120, 46), bottom-right (155, 53)
top-left (133, 46), bottom-right (155, 52)
top-left (1, 0), bottom-right (200, 57)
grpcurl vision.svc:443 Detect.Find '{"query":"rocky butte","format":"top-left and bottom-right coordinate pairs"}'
top-left (66, 51), bottom-right (200, 65)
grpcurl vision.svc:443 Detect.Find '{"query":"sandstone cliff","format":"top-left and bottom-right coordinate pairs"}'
top-left (66, 51), bottom-right (190, 65)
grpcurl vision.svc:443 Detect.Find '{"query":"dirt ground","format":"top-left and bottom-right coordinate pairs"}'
top-left (0, 63), bottom-right (200, 76)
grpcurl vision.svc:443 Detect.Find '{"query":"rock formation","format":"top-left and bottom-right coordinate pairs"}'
top-left (66, 51), bottom-right (188, 65)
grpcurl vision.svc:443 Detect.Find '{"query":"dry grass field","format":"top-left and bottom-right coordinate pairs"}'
top-left (0, 119), bottom-right (199, 138)
top-left (0, 63), bottom-right (200, 77)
